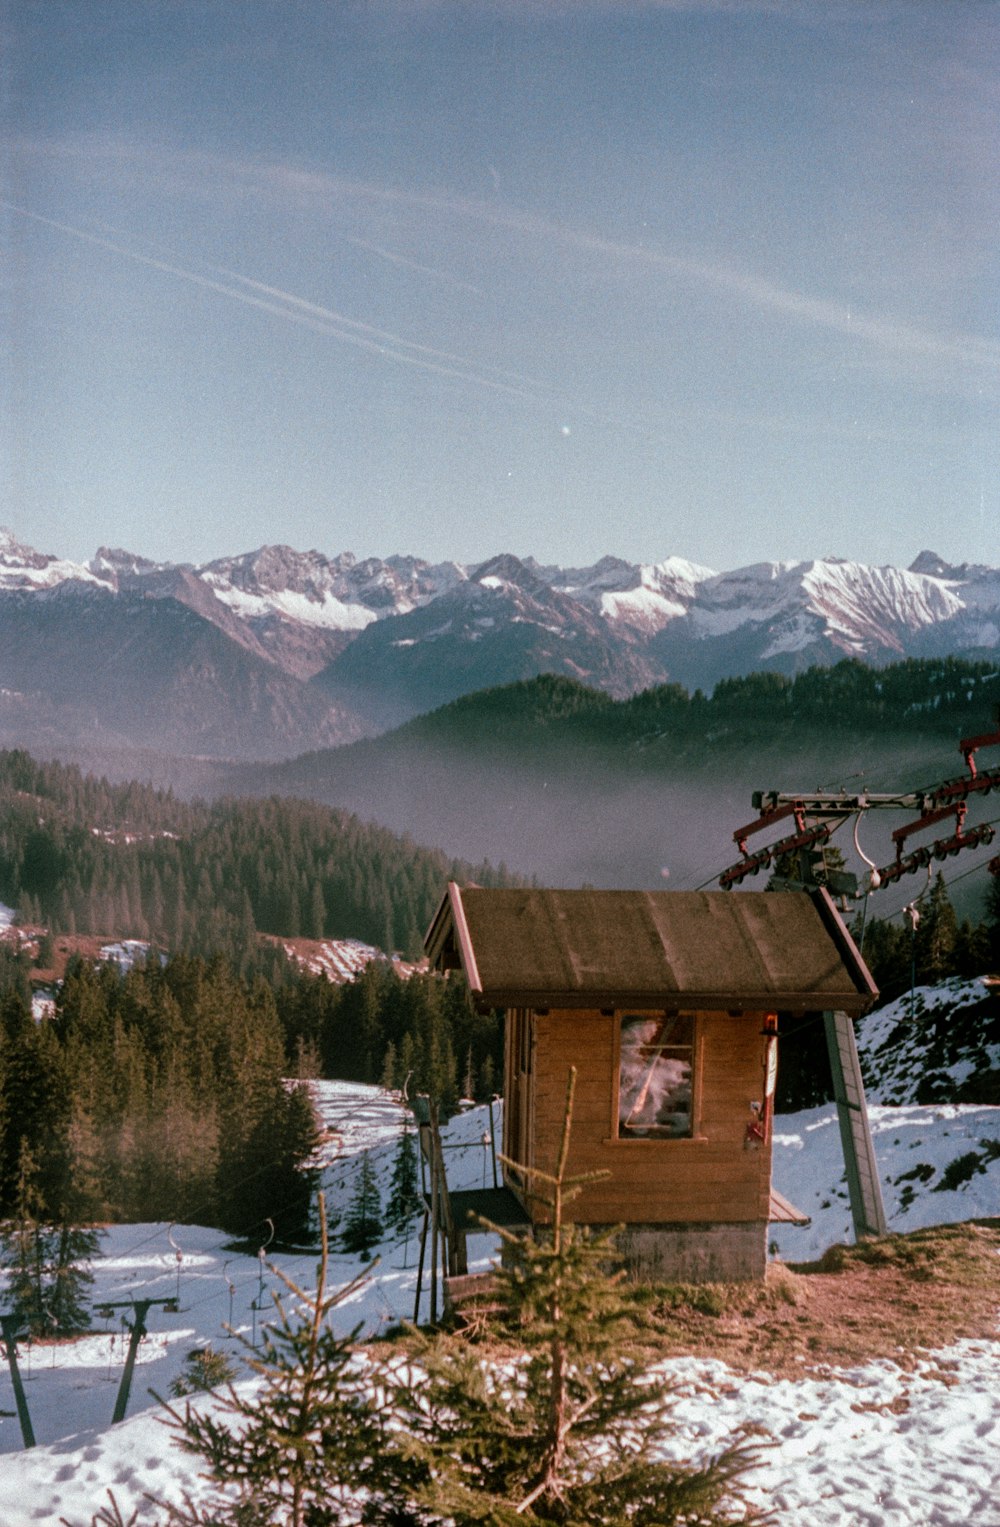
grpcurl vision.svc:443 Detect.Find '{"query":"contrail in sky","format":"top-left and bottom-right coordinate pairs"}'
top-left (1, 201), bottom-right (550, 403)
top-left (244, 159), bottom-right (1000, 374)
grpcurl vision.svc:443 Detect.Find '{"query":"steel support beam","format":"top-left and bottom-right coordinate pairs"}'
top-left (824, 1009), bottom-right (887, 1240)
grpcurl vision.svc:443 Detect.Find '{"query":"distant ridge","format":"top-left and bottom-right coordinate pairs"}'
top-left (2, 527), bottom-right (999, 759)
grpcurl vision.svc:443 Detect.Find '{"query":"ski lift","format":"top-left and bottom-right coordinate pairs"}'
top-left (222, 1260), bottom-right (237, 1336)
top-left (167, 1224), bottom-right (185, 1307)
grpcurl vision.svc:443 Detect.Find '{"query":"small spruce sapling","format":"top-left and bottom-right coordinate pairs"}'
top-left (152, 1193), bottom-right (399, 1527)
top-left (340, 1150), bottom-right (384, 1260)
top-left (169, 1344), bottom-right (239, 1397)
top-left (398, 1068), bottom-right (768, 1526)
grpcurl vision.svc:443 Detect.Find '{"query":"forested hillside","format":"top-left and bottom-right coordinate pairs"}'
top-left (0, 751), bottom-right (521, 961)
top-left (0, 945), bottom-right (499, 1238)
top-left (281, 656), bottom-right (1000, 768)
top-left (242, 657), bottom-right (1000, 894)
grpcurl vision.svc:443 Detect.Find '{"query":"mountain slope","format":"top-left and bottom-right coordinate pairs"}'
top-left (4, 527), bottom-right (1000, 761)
top-left (314, 553), bottom-right (664, 727)
top-left (649, 558), bottom-right (966, 688)
top-left (0, 581), bottom-right (365, 760)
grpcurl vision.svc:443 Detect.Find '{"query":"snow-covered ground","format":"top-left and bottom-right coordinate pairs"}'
top-left (1, 1082), bottom-right (999, 1526)
top-left (857, 976), bottom-right (1000, 1105)
top-left (769, 1100), bottom-right (1000, 1261)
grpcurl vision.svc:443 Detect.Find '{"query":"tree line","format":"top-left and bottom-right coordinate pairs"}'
top-left (0, 750), bottom-right (521, 963)
top-left (395, 655), bottom-right (1000, 757)
top-left (0, 954), bottom-right (318, 1245)
top-left (0, 937), bottom-right (499, 1233)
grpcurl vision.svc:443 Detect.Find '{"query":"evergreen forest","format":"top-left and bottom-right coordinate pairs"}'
top-left (0, 749), bottom-right (522, 962)
top-left (0, 942), bottom-right (501, 1238)
top-left (328, 654), bottom-right (1000, 763)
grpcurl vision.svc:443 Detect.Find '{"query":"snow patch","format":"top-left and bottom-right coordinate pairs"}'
top-left (1, 1089), bottom-right (999, 1526)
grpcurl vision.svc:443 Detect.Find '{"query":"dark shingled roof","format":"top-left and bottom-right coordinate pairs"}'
top-left (425, 885), bottom-right (877, 1014)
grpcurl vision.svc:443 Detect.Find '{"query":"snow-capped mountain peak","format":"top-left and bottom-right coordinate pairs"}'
top-left (689, 557), bottom-right (963, 655)
top-left (88, 546), bottom-right (175, 583)
top-left (4, 529), bottom-right (1000, 755)
top-left (199, 544), bottom-right (468, 631)
top-left (0, 528), bottom-right (112, 592)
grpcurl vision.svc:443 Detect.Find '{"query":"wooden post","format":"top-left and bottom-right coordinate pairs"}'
top-left (413, 1210), bottom-right (429, 1323)
top-left (824, 1009), bottom-right (887, 1239)
top-left (488, 1096), bottom-right (499, 1189)
top-left (429, 1161), bottom-right (439, 1324)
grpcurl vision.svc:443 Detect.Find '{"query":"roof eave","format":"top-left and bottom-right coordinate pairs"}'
top-left (472, 988), bottom-right (874, 1015)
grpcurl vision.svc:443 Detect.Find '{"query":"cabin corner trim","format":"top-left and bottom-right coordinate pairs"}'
top-left (448, 881), bottom-right (483, 995)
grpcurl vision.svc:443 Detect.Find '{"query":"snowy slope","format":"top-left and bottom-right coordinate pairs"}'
top-left (686, 559), bottom-right (962, 653)
top-left (857, 977), bottom-right (1000, 1106)
top-left (2, 1082), bottom-right (999, 1526)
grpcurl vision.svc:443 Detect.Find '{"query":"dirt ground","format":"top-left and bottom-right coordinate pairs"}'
top-left (440, 1221), bottom-right (1000, 1380)
top-left (633, 1220), bottom-right (1000, 1378)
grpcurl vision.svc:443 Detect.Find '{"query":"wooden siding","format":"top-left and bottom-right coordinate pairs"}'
top-left (519, 1008), bottom-right (772, 1226)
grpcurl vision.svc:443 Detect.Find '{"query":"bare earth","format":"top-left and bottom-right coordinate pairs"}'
top-left (633, 1220), bottom-right (1000, 1379)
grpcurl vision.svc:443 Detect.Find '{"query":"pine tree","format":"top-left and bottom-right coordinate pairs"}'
top-left (478, 1053), bottom-right (496, 1101)
top-left (386, 1127), bottom-right (421, 1232)
top-left (0, 1139), bottom-right (103, 1338)
top-left (0, 1142), bottom-right (48, 1336)
top-left (152, 1198), bottom-right (401, 1527)
top-left (46, 1221), bottom-right (102, 1334)
top-left (308, 880), bottom-right (327, 942)
top-left (380, 1040), bottom-right (398, 1093)
top-left (985, 870), bottom-right (1000, 970)
top-left (397, 1069), bottom-right (765, 1526)
top-left (340, 1152), bottom-right (383, 1259)
top-left (915, 872), bottom-right (959, 985)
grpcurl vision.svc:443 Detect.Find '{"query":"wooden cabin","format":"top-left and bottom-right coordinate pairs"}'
top-left (425, 884), bottom-right (878, 1282)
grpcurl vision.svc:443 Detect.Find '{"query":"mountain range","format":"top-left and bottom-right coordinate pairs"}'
top-left (2, 527), bottom-right (999, 761)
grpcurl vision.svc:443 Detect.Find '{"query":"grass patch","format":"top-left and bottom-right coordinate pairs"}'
top-left (630, 1221), bottom-right (1000, 1377)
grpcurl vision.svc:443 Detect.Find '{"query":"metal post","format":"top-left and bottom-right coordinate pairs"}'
top-left (97, 1297), bottom-right (177, 1425)
top-left (112, 1301), bottom-right (152, 1424)
top-left (904, 902), bottom-right (920, 1025)
top-left (0, 1316), bottom-right (36, 1448)
top-left (824, 1009), bottom-right (888, 1240)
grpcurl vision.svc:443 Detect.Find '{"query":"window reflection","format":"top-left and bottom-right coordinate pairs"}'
top-left (618, 1013), bottom-right (693, 1138)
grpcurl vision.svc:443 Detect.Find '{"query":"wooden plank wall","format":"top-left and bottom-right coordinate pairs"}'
top-left (527, 1009), bottom-right (771, 1225)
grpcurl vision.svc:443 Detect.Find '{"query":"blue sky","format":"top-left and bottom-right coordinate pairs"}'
top-left (3, 0), bottom-right (998, 572)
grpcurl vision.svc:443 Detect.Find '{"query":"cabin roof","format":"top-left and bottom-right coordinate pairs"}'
top-left (425, 884), bottom-right (877, 1014)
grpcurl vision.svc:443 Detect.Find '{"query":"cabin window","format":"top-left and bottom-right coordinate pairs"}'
top-left (617, 1012), bottom-right (694, 1138)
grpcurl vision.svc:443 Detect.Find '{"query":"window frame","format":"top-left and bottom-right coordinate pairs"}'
top-left (610, 1009), bottom-right (704, 1143)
